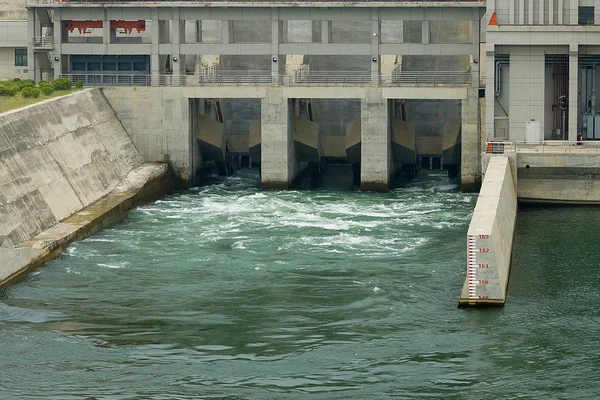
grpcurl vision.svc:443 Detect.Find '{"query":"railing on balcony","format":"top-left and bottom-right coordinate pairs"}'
top-left (33, 36), bottom-right (53, 48)
top-left (28, 0), bottom-right (484, 4)
top-left (61, 70), bottom-right (471, 88)
top-left (484, 141), bottom-right (600, 155)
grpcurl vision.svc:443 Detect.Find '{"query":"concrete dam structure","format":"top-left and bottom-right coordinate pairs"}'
top-left (25, 0), bottom-right (485, 192)
top-left (0, 88), bottom-right (172, 287)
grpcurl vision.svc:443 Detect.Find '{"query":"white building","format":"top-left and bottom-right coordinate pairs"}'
top-left (485, 0), bottom-right (600, 142)
top-left (0, 20), bottom-right (28, 80)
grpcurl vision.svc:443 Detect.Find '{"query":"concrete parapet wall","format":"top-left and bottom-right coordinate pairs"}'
top-left (516, 153), bottom-right (600, 204)
top-left (103, 87), bottom-right (191, 185)
top-left (484, 151), bottom-right (600, 204)
top-left (0, 88), bottom-right (143, 248)
top-left (459, 155), bottom-right (517, 306)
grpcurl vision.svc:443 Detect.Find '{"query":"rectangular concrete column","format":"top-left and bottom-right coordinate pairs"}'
top-left (549, 0), bottom-right (554, 24)
top-left (485, 45), bottom-right (495, 141)
top-left (558, 0), bottom-right (563, 24)
top-left (422, 20), bottom-right (430, 45)
top-left (261, 88), bottom-right (296, 189)
top-left (27, 8), bottom-right (36, 81)
top-left (271, 8), bottom-right (282, 85)
top-left (568, 45), bottom-right (578, 141)
top-left (361, 90), bottom-right (391, 192)
top-left (221, 20), bottom-right (232, 44)
top-left (171, 10), bottom-right (185, 78)
top-left (371, 11), bottom-right (380, 85)
top-left (53, 8), bottom-right (62, 80)
top-left (508, 48), bottom-right (544, 141)
top-left (461, 88), bottom-right (480, 192)
top-left (151, 9), bottom-right (160, 85)
top-left (471, 19), bottom-right (480, 87)
top-left (321, 21), bottom-right (331, 44)
top-left (518, 0), bottom-right (525, 24)
top-left (569, 0), bottom-right (578, 24)
top-left (103, 10), bottom-right (115, 46)
top-left (528, 0), bottom-right (534, 24)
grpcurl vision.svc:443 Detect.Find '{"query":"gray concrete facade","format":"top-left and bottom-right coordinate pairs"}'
top-left (26, 2), bottom-right (483, 80)
top-left (486, 0), bottom-right (600, 143)
top-left (24, 0), bottom-right (485, 191)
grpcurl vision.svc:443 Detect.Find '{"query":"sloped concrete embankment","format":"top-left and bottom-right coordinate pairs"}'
top-left (459, 156), bottom-right (517, 306)
top-left (0, 88), bottom-right (172, 287)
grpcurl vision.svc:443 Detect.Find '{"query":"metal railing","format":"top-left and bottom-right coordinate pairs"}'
top-left (28, 0), bottom-right (483, 4)
top-left (33, 36), bottom-right (53, 48)
top-left (60, 70), bottom-right (471, 88)
top-left (484, 140), bottom-right (600, 155)
top-left (198, 70), bottom-right (273, 86)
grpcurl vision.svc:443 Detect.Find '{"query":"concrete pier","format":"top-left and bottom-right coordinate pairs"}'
top-left (460, 88), bottom-right (480, 192)
top-left (459, 156), bottom-right (517, 307)
top-left (260, 89), bottom-right (299, 189)
top-left (361, 90), bottom-right (392, 192)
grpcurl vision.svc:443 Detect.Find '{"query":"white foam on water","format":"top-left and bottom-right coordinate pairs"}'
top-left (232, 241), bottom-right (246, 250)
top-left (97, 261), bottom-right (129, 269)
top-left (84, 238), bottom-right (116, 243)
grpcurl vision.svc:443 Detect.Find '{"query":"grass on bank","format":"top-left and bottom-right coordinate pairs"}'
top-left (0, 78), bottom-right (83, 114)
top-left (0, 90), bottom-right (80, 113)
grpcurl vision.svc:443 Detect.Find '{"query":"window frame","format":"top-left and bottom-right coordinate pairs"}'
top-left (579, 6), bottom-right (595, 25)
top-left (14, 48), bottom-right (28, 67)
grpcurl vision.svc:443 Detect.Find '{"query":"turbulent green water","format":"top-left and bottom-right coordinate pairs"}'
top-left (2, 167), bottom-right (600, 399)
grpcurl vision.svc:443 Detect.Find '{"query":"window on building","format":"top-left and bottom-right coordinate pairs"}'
top-left (14, 48), bottom-right (27, 67)
top-left (579, 6), bottom-right (595, 25)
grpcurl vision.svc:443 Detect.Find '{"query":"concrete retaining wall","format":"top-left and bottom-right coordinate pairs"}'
top-left (103, 87), bottom-right (191, 185)
top-left (1, 163), bottom-right (172, 288)
top-left (483, 152), bottom-right (600, 204)
top-left (0, 88), bottom-right (143, 248)
top-left (516, 153), bottom-right (600, 204)
top-left (459, 155), bottom-right (517, 306)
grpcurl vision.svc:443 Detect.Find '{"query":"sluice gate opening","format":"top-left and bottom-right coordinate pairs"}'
top-left (190, 97), bottom-right (262, 183)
